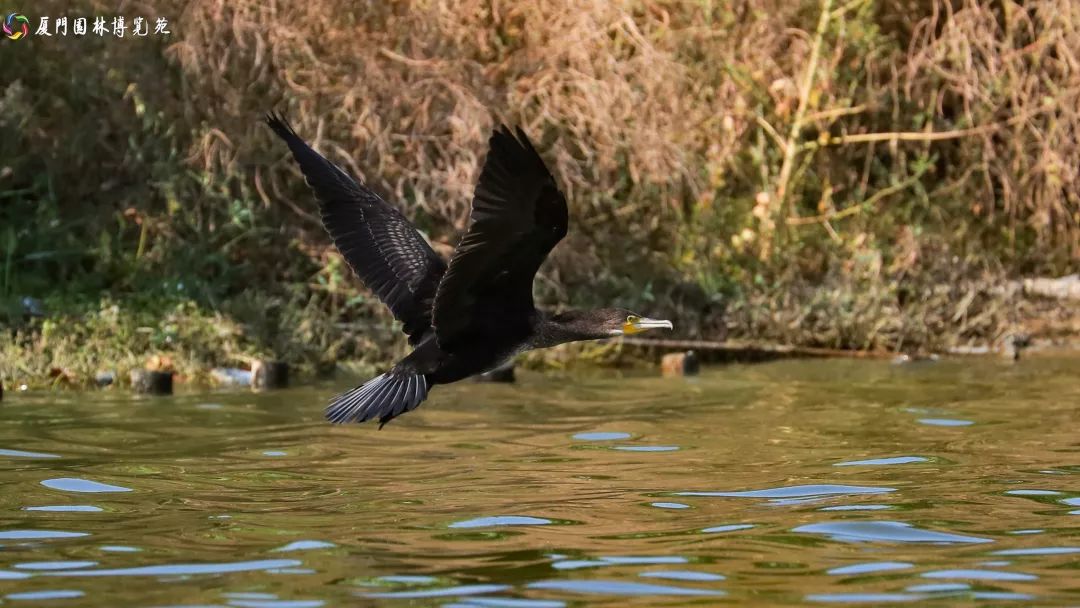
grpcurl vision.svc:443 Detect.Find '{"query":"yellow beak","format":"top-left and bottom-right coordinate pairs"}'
top-left (622, 318), bottom-right (674, 335)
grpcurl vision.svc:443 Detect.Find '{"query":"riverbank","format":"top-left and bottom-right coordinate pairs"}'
top-left (2, 274), bottom-right (1076, 391)
top-left (3, 1), bottom-right (1077, 391)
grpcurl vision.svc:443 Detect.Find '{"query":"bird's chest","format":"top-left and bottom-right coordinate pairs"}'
top-left (428, 324), bottom-right (532, 384)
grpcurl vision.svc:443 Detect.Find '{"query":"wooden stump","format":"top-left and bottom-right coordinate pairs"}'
top-left (130, 369), bottom-right (173, 395)
top-left (474, 361), bottom-right (516, 383)
top-left (661, 350), bottom-right (700, 377)
top-left (1001, 333), bottom-right (1032, 361)
top-left (94, 371), bottom-right (117, 387)
top-left (252, 360), bottom-right (289, 390)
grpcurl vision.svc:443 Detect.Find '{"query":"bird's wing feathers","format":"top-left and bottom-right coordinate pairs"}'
top-left (433, 125), bottom-right (568, 351)
top-left (266, 113), bottom-right (447, 344)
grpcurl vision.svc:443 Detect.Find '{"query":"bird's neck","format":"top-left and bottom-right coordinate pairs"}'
top-left (532, 312), bottom-right (610, 349)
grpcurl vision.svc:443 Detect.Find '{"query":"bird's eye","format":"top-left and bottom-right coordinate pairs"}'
top-left (626, 315), bottom-right (640, 324)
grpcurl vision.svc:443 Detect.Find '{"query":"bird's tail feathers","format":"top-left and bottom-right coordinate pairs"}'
top-left (325, 371), bottom-right (429, 428)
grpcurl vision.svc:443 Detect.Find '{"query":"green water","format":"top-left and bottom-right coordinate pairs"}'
top-left (1, 357), bottom-right (1078, 606)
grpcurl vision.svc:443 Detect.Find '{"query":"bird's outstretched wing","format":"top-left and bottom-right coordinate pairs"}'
top-left (433, 125), bottom-right (568, 351)
top-left (266, 112), bottom-right (447, 344)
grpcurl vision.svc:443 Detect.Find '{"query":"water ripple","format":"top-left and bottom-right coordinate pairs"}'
top-left (972, 592), bottom-right (1035, 600)
top-left (993, 547), bottom-right (1080, 556)
top-left (819, 505), bottom-right (892, 512)
top-left (701, 524), bottom-right (755, 533)
top-left (363, 584), bottom-right (511, 599)
top-left (807, 592), bottom-right (924, 603)
top-left (528, 580), bottom-right (722, 596)
top-left (5, 590), bottom-right (85, 601)
top-left (39, 559), bottom-right (301, 577)
top-left (679, 484), bottom-right (895, 506)
top-left (573, 432), bottom-right (630, 441)
top-left (41, 478), bottom-right (133, 493)
top-left (906, 583), bottom-right (969, 592)
top-left (228, 600), bottom-right (324, 608)
top-left (835, 456), bottom-right (928, 466)
top-left (640, 571), bottom-right (725, 582)
top-left (793, 521), bottom-right (992, 544)
top-left (450, 516), bottom-right (553, 529)
top-left (0, 530), bottom-right (88, 540)
top-left (377, 575), bottom-right (438, 584)
top-left (99, 546), bottom-right (139, 553)
top-left (23, 505), bottom-right (103, 512)
top-left (444, 598), bottom-right (566, 608)
top-left (827, 561), bottom-right (913, 575)
top-left (272, 540), bottom-right (336, 552)
top-left (922, 569), bottom-right (1037, 581)
top-left (917, 418), bottom-right (973, 427)
top-left (15, 561), bottom-right (97, 571)
top-left (553, 556), bottom-right (687, 570)
top-left (0, 448), bottom-right (60, 459)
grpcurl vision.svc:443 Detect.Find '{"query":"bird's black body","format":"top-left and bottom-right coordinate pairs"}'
top-left (266, 113), bottom-right (671, 427)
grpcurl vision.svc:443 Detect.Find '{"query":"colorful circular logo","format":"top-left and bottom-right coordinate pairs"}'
top-left (4, 13), bottom-right (30, 40)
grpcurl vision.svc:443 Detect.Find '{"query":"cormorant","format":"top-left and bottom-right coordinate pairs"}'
top-left (266, 113), bottom-right (673, 427)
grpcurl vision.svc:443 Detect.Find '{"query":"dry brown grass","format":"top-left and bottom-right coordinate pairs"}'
top-left (172, 0), bottom-right (1078, 257)
top-left (903, 0), bottom-right (1080, 258)
top-left (170, 1), bottom-right (754, 261)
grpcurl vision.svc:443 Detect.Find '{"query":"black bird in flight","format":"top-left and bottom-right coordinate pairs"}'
top-left (266, 114), bottom-right (673, 427)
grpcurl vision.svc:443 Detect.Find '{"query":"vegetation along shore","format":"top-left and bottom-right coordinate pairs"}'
top-left (2, 0), bottom-right (1078, 389)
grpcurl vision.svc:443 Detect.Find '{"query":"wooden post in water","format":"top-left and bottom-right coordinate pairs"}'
top-left (252, 360), bottom-right (289, 390)
top-left (661, 351), bottom-right (700, 377)
top-left (130, 369), bottom-right (173, 395)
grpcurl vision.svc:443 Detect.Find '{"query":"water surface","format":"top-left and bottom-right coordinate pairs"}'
top-left (2, 357), bottom-right (1078, 605)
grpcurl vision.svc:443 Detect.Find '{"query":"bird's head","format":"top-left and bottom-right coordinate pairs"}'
top-left (549, 308), bottom-right (674, 340)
